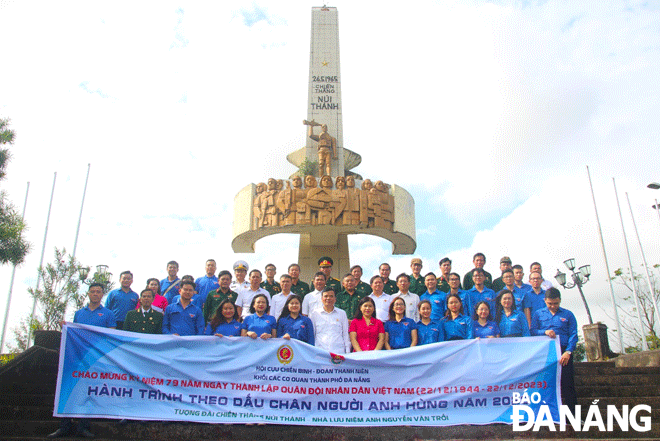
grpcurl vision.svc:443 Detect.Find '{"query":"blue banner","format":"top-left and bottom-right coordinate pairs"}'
top-left (54, 323), bottom-right (561, 426)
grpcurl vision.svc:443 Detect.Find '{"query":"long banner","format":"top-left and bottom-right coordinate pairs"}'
top-left (55, 323), bottom-right (561, 426)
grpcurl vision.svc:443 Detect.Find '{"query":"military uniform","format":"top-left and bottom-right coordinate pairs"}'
top-left (291, 280), bottom-right (311, 297)
top-left (462, 269), bottom-right (493, 291)
top-left (203, 289), bottom-right (238, 323)
top-left (355, 281), bottom-right (372, 298)
top-left (260, 280), bottom-right (282, 297)
top-left (335, 290), bottom-right (361, 320)
top-left (124, 309), bottom-right (164, 334)
top-left (382, 278), bottom-right (398, 295)
top-left (409, 274), bottom-right (426, 295)
top-left (315, 277), bottom-right (342, 295)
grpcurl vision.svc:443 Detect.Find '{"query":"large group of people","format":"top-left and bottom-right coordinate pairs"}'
top-left (52, 253), bottom-right (578, 438)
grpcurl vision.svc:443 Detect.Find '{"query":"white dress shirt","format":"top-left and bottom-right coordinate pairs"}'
top-left (391, 291), bottom-right (420, 321)
top-left (302, 290), bottom-right (323, 316)
top-left (310, 307), bottom-right (350, 353)
top-left (235, 287), bottom-right (271, 318)
top-left (369, 292), bottom-right (392, 322)
top-left (270, 291), bottom-right (293, 320)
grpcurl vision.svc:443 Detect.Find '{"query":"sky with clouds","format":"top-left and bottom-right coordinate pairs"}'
top-left (1, 0), bottom-right (659, 351)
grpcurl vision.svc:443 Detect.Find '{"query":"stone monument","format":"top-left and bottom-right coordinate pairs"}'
top-left (232, 6), bottom-right (416, 282)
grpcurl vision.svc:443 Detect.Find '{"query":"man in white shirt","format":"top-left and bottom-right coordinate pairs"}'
top-left (310, 288), bottom-right (350, 354)
top-left (230, 260), bottom-right (250, 292)
top-left (391, 273), bottom-right (420, 321)
top-left (530, 262), bottom-right (554, 291)
top-left (235, 269), bottom-right (270, 319)
top-left (302, 272), bottom-right (327, 316)
top-left (368, 275), bottom-right (392, 322)
top-left (270, 274), bottom-right (294, 320)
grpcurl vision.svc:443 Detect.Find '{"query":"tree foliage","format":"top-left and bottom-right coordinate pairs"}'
top-left (0, 117), bottom-right (30, 265)
top-left (610, 264), bottom-right (660, 351)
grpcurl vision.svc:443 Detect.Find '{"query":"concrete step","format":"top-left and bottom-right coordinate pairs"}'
top-left (3, 420), bottom-right (659, 440)
top-left (575, 373), bottom-right (660, 387)
top-left (576, 385), bottom-right (660, 397)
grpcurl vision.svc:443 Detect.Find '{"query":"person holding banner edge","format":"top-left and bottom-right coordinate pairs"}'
top-left (50, 283), bottom-right (115, 438)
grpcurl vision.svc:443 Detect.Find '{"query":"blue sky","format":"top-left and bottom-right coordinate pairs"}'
top-left (1, 0), bottom-right (659, 350)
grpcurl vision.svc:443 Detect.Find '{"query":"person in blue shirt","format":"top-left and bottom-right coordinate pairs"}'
top-left (442, 293), bottom-right (473, 340)
top-left (465, 268), bottom-right (496, 318)
top-left (160, 260), bottom-right (181, 304)
top-left (204, 299), bottom-right (243, 337)
top-left (472, 301), bottom-right (500, 339)
top-left (277, 295), bottom-right (315, 345)
top-left (526, 271), bottom-right (546, 325)
top-left (104, 270), bottom-right (139, 330)
top-left (495, 289), bottom-right (530, 337)
top-left (531, 288), bottom-right (578, 409)
top-left (242, 294), bottom-right (277, 340)
top-left (416, 300), bottom-right (444, 345)
top-left (420, 272), bottom-right (447, 322)
top-left (194, 259), bottom-right (219, 307)
top-left (50, 283), bottom-right (115, 439)
top-left (162, 280), bottom-right (205, 335)
top-left (384, 297), bottom-right (418, 349)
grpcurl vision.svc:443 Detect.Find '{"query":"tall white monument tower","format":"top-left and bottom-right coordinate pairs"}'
top-left (232, 6), bottom-right (416, 283)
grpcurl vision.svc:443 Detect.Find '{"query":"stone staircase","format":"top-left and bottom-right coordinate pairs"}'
top-left (1, 335), bottom-right (658, 441)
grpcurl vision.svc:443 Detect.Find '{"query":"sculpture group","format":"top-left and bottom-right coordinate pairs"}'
top-left (252, 175), bottom-right (394, 231)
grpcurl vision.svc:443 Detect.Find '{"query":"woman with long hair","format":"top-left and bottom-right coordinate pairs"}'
top-left (276, 295), bottom-right (314, 344)
top-left (204, 299), bottom-right (242, 337)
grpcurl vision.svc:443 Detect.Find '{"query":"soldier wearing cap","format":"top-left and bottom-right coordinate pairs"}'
top-left (314, 257), bottom-right (342, 295)
top-left (492, 256), bottom-right (513, 292)
top-left (230, 260), bottom-right (250, 292)
top-left (288, 263), bottom-right (311, 298)
top-left (260, 263), bottom-right (282, 296)
top-left (409, 258), bottom-right (426, 295)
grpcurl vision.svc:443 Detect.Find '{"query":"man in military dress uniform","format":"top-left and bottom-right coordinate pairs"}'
top-left (314, 257), bottom-right (342, 295)
top-left (124, 289), bottom-right (163, 334)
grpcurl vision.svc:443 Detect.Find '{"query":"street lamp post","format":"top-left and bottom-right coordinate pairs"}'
top-left (555, 258), bottom-right (594, 324)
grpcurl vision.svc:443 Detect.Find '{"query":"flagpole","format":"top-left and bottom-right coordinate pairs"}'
top-left (586, 166), bottom-right (624, 352)
top-left (625, 192), bottom-right (660, 335)
top-left (1, 182), bottom-right (30, 353)
top-left (613, 178), bottom-right (648, 351)
top-left (72, 163), bottom-right (90, 259)
top-left (28, 172), bottom-right (57, 348)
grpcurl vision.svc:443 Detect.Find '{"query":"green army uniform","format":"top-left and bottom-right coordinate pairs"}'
top-left (409, 274), bottom-right (426, 295)
top-left (355, 281), bottom-right (372, 298)
top-left (437, 275), bottom-right (462, 293)
top-left (382, 279), bottom-right (398, 295)
top-left (492, 276), bottom-right (506, 293)
top-left (315, 277), bottom-right (342, 295)
top-left (260, 280), bottom-right (282, 297)
top-left (463, 269), bottom-right (493, 291)
top-left (124, 309), bottom-right (163, 334)
top-left (291, 280), bottom-right (311, 298)
top-left (335, 290), bottom-right (361, 320)
top-left (203, 289), bottom-right (238, 323)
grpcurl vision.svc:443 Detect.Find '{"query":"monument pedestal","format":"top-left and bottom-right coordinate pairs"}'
top-left (298, 232), bottom-right (349, 284)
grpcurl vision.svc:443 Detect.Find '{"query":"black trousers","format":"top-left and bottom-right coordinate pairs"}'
top-left (560, 349), bottom-right (577, 410)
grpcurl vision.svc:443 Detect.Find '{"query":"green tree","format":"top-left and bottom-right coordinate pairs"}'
top-left (610, 264), bottom-right (660, 351)
top-left (0, 117), bottom-right (30, 265)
